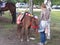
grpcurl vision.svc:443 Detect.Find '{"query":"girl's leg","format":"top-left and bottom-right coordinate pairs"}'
top-left (40, 32), bottom-right (46, 45)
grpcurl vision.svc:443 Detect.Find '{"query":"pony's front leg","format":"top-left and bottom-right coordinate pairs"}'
top-left (34, 28), bottom-right (39, 39)
top-left (16, 24), bottom-right (22, 40)
top-left (16, 25), bottom-right (21, 39)
top-left (20, 27), bottom-right (24, 42)
top-left (25, 28), bottom-right (30, 42)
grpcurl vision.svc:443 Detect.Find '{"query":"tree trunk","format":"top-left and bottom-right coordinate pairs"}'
top-left (29, 0), bottom-right (33, 15)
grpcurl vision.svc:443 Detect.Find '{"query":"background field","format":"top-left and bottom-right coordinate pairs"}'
top-left (0, 11), bottom-right (60, 45)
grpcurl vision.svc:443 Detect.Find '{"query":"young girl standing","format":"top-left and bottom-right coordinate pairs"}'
top-left (38, 3), bottom-right (50, 45)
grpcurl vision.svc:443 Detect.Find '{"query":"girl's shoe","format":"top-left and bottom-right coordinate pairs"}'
top-left (20, 39), bottom-right (23, 42)
top-left (38, 42), bottom-right (44, 45)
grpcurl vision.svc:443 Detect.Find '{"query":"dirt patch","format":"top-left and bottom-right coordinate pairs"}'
top-left (0, 26), bottom-right (37, 45)
top-left (0, 16), bottom-right (38, 45)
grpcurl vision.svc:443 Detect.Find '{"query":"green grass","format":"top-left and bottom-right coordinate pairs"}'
top-left (33, 11), bottom-right (60, 45)
top-left (3, 11), bottom-right (12, 19)
top-left (51, 11), bottom-right (60, 23)
top-left (0, 11), bottom-right (60, 45)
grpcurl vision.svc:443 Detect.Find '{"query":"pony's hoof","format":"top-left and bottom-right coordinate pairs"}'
top-left (20, 39), bottom-right (23, 42)
top-left (27, 39), bottom-right (29, 42)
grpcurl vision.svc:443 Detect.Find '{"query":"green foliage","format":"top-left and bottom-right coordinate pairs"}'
top-left (4, 0), bottom-right (60, 5)
top-left (33, 0), bottom-right (44, 5)
top-left (6, 0), bottom-right (17, 3)
top-left (51, 0), bottom-right (60, 5)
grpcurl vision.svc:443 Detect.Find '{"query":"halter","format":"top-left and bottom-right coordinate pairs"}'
top-left (30, 17), bottom-right (38, 29)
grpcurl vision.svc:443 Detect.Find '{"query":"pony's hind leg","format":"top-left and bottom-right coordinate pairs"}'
top-left (20, 28), bottom-right (24, 42)
top-left (20, 24), bottom-right (26, 42)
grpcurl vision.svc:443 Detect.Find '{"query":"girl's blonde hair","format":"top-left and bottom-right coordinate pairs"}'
top-left (41, 3), bottom-right (46, 8)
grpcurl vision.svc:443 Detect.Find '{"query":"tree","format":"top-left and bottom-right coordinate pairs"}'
top-left (6, 0), bottom-right (17, 3)
top-left (29, 0), bottom-right (33, 14)
top-left (51, 0), bottom-right (60, 5)
top-left (4, 0), bottom-right (60, 5)
top-left (33, 0), bottom-right (44, 5)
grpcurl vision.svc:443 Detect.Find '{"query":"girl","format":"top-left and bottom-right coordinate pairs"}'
top-left (38, 3), bottom-right (50, 45)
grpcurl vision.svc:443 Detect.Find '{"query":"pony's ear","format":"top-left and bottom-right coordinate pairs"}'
top-left (34, 16), bottom-right (38, 19)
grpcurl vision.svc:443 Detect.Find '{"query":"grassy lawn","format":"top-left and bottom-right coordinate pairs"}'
top-left (33, 11), bottom-right (60, 45)
top-left (0, 11), bottom-right (60, 45)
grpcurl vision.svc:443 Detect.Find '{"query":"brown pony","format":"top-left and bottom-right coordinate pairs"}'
top-left (0, 2), bottom-right (16, 24)
top-left (17, 12), bottom-right (39, 41)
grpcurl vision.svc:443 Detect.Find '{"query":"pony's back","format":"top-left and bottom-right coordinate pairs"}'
top-left (6, 2), bottom-right (15, 7)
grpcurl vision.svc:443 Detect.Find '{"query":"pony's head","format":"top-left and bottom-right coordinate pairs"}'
top-left (29, 16), bottom-right (39, 34)
top-left (30, 16), bottom-right (39, 29)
